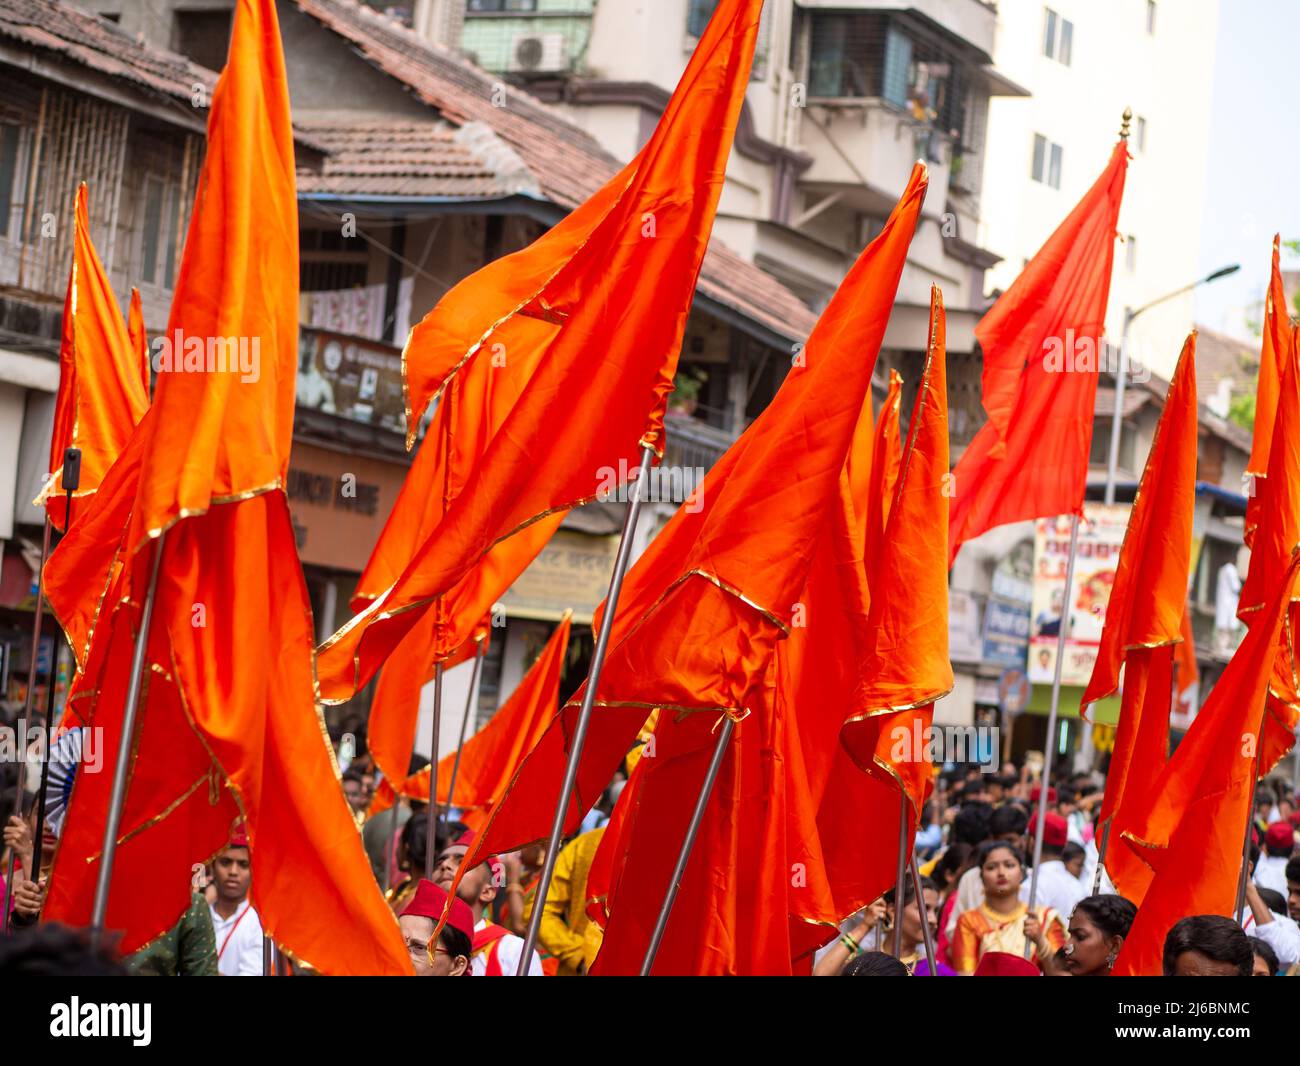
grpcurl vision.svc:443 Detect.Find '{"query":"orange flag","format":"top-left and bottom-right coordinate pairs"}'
top-left (948, 140), bottom-right (1129, 565)
top-left (1113, 549), bottom-right (1300, 975)
top-left (1172, 603), bottom-right (1200, 718)
top-left (372, 613), bottom-right (570, 827)
top-left (315, 0), bottom-right (765, 704)
top-left (1080, 337), bottom-right (1198, 897)
top-left (862, 368), bottom-right (903, 574)
top-left (35, 183), bottom-right (150, 529)
top-left (1244, 235), bottom-right (1291, 548)
top-left (42, 0), bottom-right (409, 975)
top-left (1238, 328), bottom-right (1300, 773)
top-left (447, 166), bottom-right (928, 974)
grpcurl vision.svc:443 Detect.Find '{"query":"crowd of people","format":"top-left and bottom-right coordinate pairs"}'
top-left (2, 737), bottom-right (1298, 977)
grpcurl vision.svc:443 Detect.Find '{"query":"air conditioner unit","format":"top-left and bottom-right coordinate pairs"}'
top-left (508, 32), bottom-right (568, 74)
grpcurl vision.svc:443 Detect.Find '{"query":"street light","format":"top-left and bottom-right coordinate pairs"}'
top-left (1103, 263), bottom-right (1242, 505)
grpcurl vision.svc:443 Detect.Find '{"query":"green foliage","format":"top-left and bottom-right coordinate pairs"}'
top-left (1228, 390), bottom-right (1256, 432)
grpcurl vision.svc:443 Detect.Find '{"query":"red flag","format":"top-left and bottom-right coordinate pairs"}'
top-left (316, 0), bottom-right (765, 705)
top-left (948, 140), bottom-right (1129, 565)
top-left (35, 183), bottom-right (150, 528)
top-left (445, 166), bottom-right (928, 973)
top-left (1113, 550), bottom-right (1300, 975)
top-left (42, 0), bottom-right (409, 975)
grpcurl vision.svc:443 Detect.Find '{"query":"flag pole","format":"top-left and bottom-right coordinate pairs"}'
top-left (423, 661), bottom-right (445, 881)
top-left (383, 794), bottom-right (404, 896)
top-left (3, 512), bottom-right (52, 935)
top-left (639, 715), bottom-right (735, 976)
top-left (1235, 745), bottom-right (1262, 923)
top-left (892, 801), bottom-right (908, 958)
top-left (910, 850), bottom-right (938, 975)
top-left (263, 934), bottom-right (273, 976)
top-left (28, 450), bottom-right (80, 897)
top-left (445, 639), bottom-right (486, 813)
top-left (90, 532), bottom-right (166, 948)
top-left (1025, 511), bottom-right (1081, 957)
top-left (1091, 821), bottom-right (1110, 896)
top-left (519, 443), bottom-right (655, 973)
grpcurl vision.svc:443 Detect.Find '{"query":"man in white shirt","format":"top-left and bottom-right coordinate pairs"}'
top-left (433, 831), bottom-right (544, 976)
top-left (208, 825), bottom-right (264, 977)
top-left (1242, 880), bottom-right (1300, 968)
top-left (1255, 822), bottom-right (1295, 897)
top-left (1028, 813), bottom-right (1087, 921)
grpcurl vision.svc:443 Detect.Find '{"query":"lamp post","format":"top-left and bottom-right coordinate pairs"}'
top-left (1103, 263), bottom-right (1240, 505)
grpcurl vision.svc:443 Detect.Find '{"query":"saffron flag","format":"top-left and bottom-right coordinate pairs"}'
top-left (1244, 235), bottom-right (1291, 547)
top-left (948, 140), bottom-right (1129, 565)
top-left (36, 183), bottom-right (150, 528)
top-left (1238, 327), bottom-right (1300, 773)
top-left (862, 368), bottom-right (903, 576)
top-left (371, 613), bottom-right (570, 827)
top-left (1113, 549), bottom-right (1300, 975)
top-left (42, 0), bottom-right (409, 975)
top-left (315, 0), bottom-right (765, 704)
top-left (446, 165), bottom-right (928, 973)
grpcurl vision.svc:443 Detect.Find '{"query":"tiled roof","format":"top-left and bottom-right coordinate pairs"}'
top-left (294, 117), bottom-right (524, 200)
top-left (0, 0), bottom-right (214, 104)
top-left (292, 0), bottom-right (818, 343)
top-left (1193, 325), bottom-right (1259, 404)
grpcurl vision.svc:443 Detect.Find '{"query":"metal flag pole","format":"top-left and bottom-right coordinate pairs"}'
top-left (518, 444), bottom-right (656, 973)
top-left (383, 794), bottom-right (404, 897)
top-left (90, 533), bottom-right (166, 949)
top-left (263, 934), bottom-right (273, 976)
top-left (445, 639), bottom-right (486, 813)
top-left (1235, 747), bottom-right (1262, 924)
top-left (3, 512), bottom-right (52, 935)
top-left (1091, 821), bottom-right (1110, 897)
top-left (892, 802), bottom-right (908, 958)
top-left (423, 661), bottom-right (445, 881)
top-left (1025, 512), bottom-right (1081, 958)
top-left (639, 715), bottom-right (735, 976)
top-left (28, 450), bottom-right (81, 899)
top-left (910, 850), bottom-right (938, 975)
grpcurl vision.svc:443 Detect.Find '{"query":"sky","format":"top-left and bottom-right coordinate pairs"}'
top-left (1195, 0), bottom-right (1300, 339)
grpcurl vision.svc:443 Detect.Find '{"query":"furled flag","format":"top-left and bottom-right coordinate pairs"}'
top-left (1113, 549), bottom-right (1300, 975)
top-left (369, 612), bottom-right (571, 831)
top-left (445, 165), bottom-right (930, 973)
top-left (35, 183), bottom-right (150, 529)
top-left (1237, 325), bottom-right (1300, 774)
top-left (948, 139), bottom-right (1129, 565)
top-left (315, 0), bottom-right (766, 706)
top-left (1244, 235), bottom-right (1292, 548)
top-left (1081, 336), bottom-right (1198, 901)
top-left (41, 0), bottom-right (410, 975)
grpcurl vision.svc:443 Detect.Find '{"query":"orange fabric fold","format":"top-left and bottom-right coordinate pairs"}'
top-left (316, 0), bottom-right (765, 704)
top-left (1244, 237), bottom-right (1291, 545)
top-left (37, 182), bottom-right (150, 529)
top-left (1113, 550), bottom-right (1300, 975)
top-left (42, 0), bottom-right (409, 975)
top-left (444, 165), bottom-right (928, 974)
top-left (862, 368), bottom-right (903, 578)
top-left (948, 140), bottom-right (1129, 565)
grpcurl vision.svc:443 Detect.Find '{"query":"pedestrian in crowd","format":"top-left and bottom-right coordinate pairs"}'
top-left (1162, 914), bottom-right (1253, 977)
top-left (951, 841), bottom-right (1066, 974)
top-left (208, 823), bottom-right (264, 977)
top-left (1064, 894), bottom-right (1137, 976)
top-left (399, 878), bottom-right (472, 977)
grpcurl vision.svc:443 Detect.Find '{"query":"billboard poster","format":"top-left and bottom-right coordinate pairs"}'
top-left (1028, 504), bottom-right (1129, 686)
top-left (982, 539), bottom-right (1033, 669)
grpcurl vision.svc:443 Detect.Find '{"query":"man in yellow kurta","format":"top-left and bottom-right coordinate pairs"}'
top-left (522, 827), bottom-right (605, 976)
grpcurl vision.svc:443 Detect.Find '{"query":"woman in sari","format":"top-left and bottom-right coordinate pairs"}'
top-left (951, 841), bottom-right (1067, 974)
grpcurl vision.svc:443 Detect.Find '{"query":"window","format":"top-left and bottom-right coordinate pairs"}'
top-left (0, 124), bottom-right (19, 240)
top-left (1125, 234), bottom-right (1137, 272)
top-left (1136, 115), bottom-right (1147, 151)
top-left (882, 26), bottom-right (914, 107)
top-left (1031, 134), bottom-right (1063, 189)
top-left (1146, 0), bottom-right (1156, 34)
top-left (139, 175), bottom-right (179, 289)
top-left (1043, 9), bottom-right (1073, 64)
top-left (467, 0), bottom-right (539, 12)
top-left (686, 0), bottom-right (718, 38)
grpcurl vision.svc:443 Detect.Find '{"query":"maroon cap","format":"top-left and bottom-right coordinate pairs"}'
top-left (1029, 786), bottom-right (1058, 806)
top-left (974, 951), bottom-right (1042, 977)
top-left (228, 820), bottom-right (249, 849)
top-left (1030, 812), bottom-right (1069, 849)
top-left (1265, 821), bottom-right (1295, 852)
top-left (402, 878), bottom-right (475, 943)
top-left (1289, 811), bottom-right (1300, 829)
top-left (454, 830), bottom-right (505, 887)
